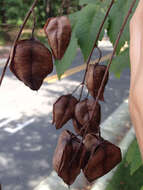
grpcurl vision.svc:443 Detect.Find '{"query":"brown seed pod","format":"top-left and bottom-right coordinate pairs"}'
top-left (85, 64), bottom-right (109, 101)
top-left (44, 16), bottom-right (71, 60)
top-left (82, 134), bottom-right (122, 182)
top-left (74, 99), bottom-right (101, 136)
top-left (53, 94), bottom-right (78, 129)
top-left (53, 130), bottom-right (83, 185)
top-left (10, 39), bottom-right (53, 90)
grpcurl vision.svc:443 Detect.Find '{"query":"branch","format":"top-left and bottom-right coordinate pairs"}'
top-left (70, 0), bottom-right (115, 166)
top-left (0, 0), bottom-right (39, 86)
top-left (79, 0), bottom-right (115, 100)
top-left (88, 0), bottom-right (137, 132)
top-left (31, 9), bottom-right (36, 39)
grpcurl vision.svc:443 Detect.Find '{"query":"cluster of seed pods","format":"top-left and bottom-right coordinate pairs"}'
top-left (10, 16), bottom-right (71, 90)
top-left (52, 63), bottom-right (122, 185)
top-left (8, 12), bottom-right (122, 186)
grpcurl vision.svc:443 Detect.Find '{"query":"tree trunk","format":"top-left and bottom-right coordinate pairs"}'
top-left (62, 0), bottom-right (70, 14)
top-left (45, 0), bottom-right (53, 18)
top-left (0, 0), bottom-right (7, 24)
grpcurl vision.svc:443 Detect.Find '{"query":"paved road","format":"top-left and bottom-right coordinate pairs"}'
top-left (0, 44), bottom-right (130, 190)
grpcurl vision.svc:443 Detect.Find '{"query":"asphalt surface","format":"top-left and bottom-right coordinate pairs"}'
top-left (0, 44), bottom-right (130, 190)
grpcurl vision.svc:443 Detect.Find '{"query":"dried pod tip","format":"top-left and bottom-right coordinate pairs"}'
top-left (44, 16), bottom-right (71, 60)
top-left (53, 94), bottom-right (78, 129)
top-left (86, 64), bottom-right (109, 101)
top-left (10, 39), bottom-right (53, 90)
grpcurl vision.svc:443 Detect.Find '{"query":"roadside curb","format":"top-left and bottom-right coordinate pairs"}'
top-left (0, 58), bottom-right (7, 65)
top-left (91, 128), bottom-right (135, 190)
top-left (34, 98), bottom-right (135, 190)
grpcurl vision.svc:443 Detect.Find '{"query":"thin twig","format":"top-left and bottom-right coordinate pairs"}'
top-left (71, 83), bottom-right (82, 95)
top-left (86, 91), bottom-right (89, 99)
top-left (84, 0), bottom-right (137, 136)
top-left (79, 0), bottom-right (115, 100)
top-left (70, 0), bottom-right (136, 167)
top-left (0, 0), bottom-right (39, 86)
top-left (69, 0), bottom-right (115, 166)
top-left (31, 9), bottom-right (36, 39)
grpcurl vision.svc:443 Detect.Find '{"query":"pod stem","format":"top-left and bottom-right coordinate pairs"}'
top-left (31, 9), bottom-right (36, 39)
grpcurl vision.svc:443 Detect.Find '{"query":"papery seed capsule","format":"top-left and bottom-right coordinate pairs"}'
top-left (10, 38), bottom-right (53, 90)
top-left (82, 134), bottom-right (122, 182)
top-left (53, 94), bottom-right (78, 129)
top-left (86, 64), bottom-right (109, 101)
top-left (53, 130), bottom-right (83, 185)
top-left (44, 16), bottom-right (71, 60)
top-left (74, 99), bottom-right (100, 136)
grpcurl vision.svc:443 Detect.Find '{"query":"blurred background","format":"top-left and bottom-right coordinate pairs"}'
top-left (0, 0), bottom-right (143, 190)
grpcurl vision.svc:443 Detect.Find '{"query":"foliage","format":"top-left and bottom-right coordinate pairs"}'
top-left (0, 0), bottom-right (139, 78)
top-left (75, 4), bottom-right (108, 61)
top-left (0, 0), bottom-right (142, 186)
top-left (108, 0), bottom-right (135, 54)
top-left (110, 48), bottom-right (130, 78)
top-left (0, 0), bottom-right (139, 77)
top-left (0, 0), bottom-right (46, 27)
top-left (126, 139), bottom-right (142, 175)
top-left (0, 0), bottom-right (139, 80)
top-left (106, 139), bottom-right (143, 190)
top-left (0, 0), bottom-right (80, 27)
top-left (54, 0), bottom-right (139, 78)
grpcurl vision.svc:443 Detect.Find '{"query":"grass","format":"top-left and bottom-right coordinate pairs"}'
top-left (0, 28), bottom-right (48, 46)
top-left (106, 140), bottom-right (143, 190)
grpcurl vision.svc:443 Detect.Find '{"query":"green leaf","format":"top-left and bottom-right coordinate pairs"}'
top-left (79, 0), bottom-right (101, 5)
top-left (79, 0), bottom-right (110, 7)
top-left (106, 153), bottom-right (143, 190)
top-left (55, 33), bottom-right (78, 79)
top-left (108, 0), bottom-right (138, 54)
top-left (75, 4), bottom-right (108, 61)
top-left (109, 48), bottom-right (130, 78)
top-left (141, 187), bottom-right (143, 190)
top-left (68, 11), bottom-right (80, 30)
top-left (126, 139), bottom-right (142, 175)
